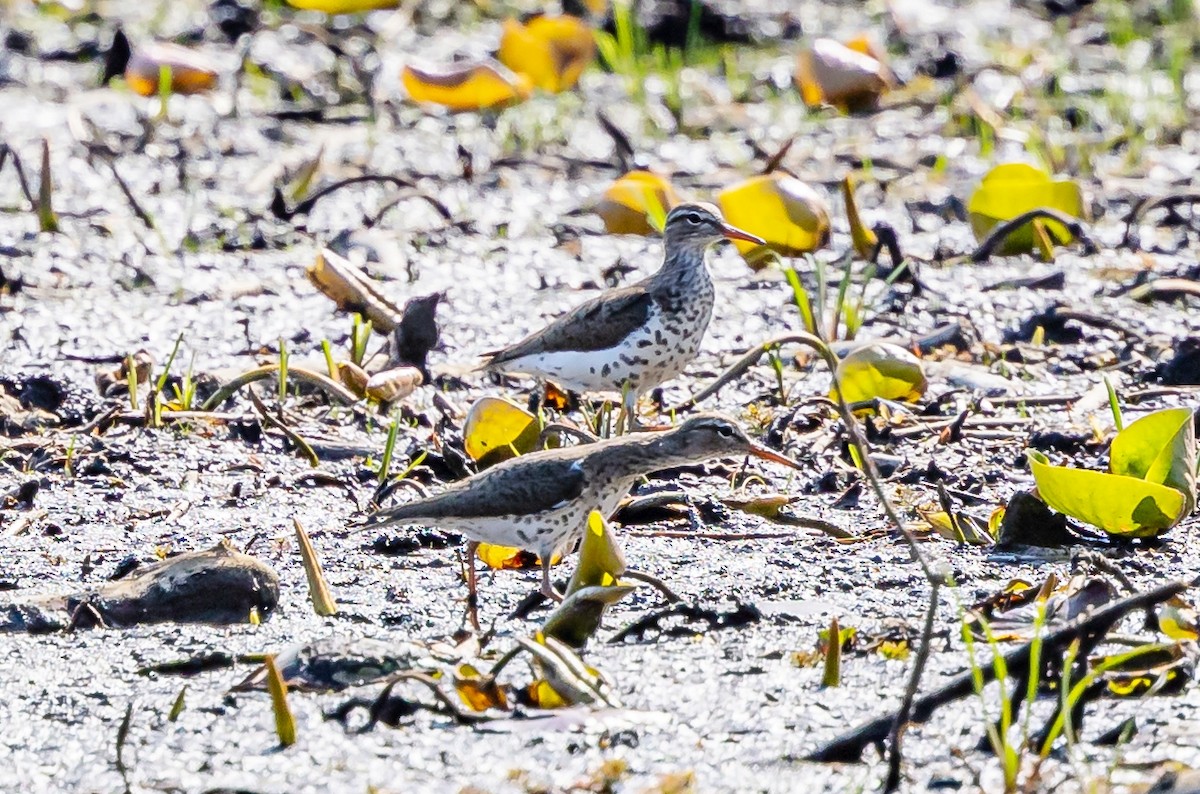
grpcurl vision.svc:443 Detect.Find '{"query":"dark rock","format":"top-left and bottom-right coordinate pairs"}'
top-left (1157, 338), bottom-right (1200, 385)
top-left (0, 540), bottom-right (279, 632)
top-left (995, 491), bottom-right (1081, 548)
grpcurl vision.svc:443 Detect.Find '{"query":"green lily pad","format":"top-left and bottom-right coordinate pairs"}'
top-left (1110, 407), bottom-right (1196, 516)
top-left (968, 163), bottom-right (1083, 255)
top-left (1028, 407), bottom-right (1197, 538)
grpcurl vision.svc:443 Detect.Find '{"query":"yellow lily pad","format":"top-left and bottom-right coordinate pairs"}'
top-left (717, 173), bottom-right (830, 263)
top-left (462, 396), bottom-right (542, 468)
top-left (476, 544), bottom-right (536, 570)
top-left (1029, 451), bottom-right (1186, 538)
top-left (1029, 407), bottom-right (1196, 538)
top-left (401, 60), bottom-right (532, 112)
top-left (497, 15), bottom-right (595, 93)
top-left (967, 163), bottom-right (1084, 255)
top-left (595, 171), bottom-right (678, 235)
top-left (285, 0), bottom-right (398, 13)
top-left (832, 342), bottom-right (927, 405)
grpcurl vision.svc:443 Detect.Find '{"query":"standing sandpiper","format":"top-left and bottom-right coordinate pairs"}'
top-left (480, 203), bottom-right (764, 427)
top-left (361, 414), bottom-right (798, 607)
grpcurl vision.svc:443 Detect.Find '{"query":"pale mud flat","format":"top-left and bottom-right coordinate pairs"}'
top-left (2, 0), bottom-right (1200, 791)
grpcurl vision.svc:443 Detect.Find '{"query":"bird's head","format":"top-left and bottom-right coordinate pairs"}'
top-left (650, 413), bottom-right (801, 469)
top-left (662, 202), bottom-right (764, 254)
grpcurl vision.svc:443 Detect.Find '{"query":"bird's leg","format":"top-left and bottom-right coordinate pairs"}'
top-left (464, 540), bottom-right (481, 632)
top-left (540, 556), bottom-right (564, 602)
top-left (618, 385), bottom-right (641, 434)
top-left (530, 379), bottom-right (548, 418)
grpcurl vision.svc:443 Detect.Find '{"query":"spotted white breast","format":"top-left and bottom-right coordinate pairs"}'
top-left (496, 300), bottom-right (709, 394)
top-left (433, 478), bottom-right (635, 558)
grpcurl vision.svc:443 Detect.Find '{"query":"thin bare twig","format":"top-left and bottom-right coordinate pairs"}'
top-left (625, 530), bottom-right (808, 540)
top-left (363, 189), bottom-right (455, 229)
top-left (0, 143), bottom-right (38, 208)
top-left (102, 155), bottom-right (156, 230)
top-left (200, 364), bottom-right (359, 411)
top-left (1121, 192), bottom-right (1200, 249)
top-left (805, 579), bottom-right (1189, 763)
top-left (247, 386), bottom-right (319, 467)
top-left (885, 578), bottom-right (941, 792)
top-left (271, 175), bottom-right (415, 220)
top-left (670, 333), bottom-right (823, 412)
top-left (809, 321), bottom-right (950, 787)
top-left (971, 208), bottom-right (1098, 262)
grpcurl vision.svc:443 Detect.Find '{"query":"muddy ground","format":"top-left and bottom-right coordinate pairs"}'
top-left (3, 0), bottom-right (1200, 792)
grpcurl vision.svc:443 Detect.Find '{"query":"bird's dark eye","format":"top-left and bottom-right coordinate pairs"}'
top-left (685, 212), bottom-right (703, 225)
top-left (716, 423), bottom-right (734, 437)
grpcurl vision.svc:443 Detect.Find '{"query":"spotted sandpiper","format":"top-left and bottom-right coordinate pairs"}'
top-left (361, 414), bottom-right (799, 608)
top-left (480, 203), bottom-right (764, 428)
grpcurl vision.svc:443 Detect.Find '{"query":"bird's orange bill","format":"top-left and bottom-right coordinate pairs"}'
top-left (720, 223), bottom-right (766, 246)
top-left (748, 442), bottom-right (802, 469)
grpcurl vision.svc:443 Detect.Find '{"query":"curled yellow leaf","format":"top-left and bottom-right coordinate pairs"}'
top-left (462, 396), bottom-right (542, 467)
top-left (717, 173), bottom-right (830, 262)
top-left (527, 679), bottom-right (569, 709)
top-left (1027, 407), bottom-right (1197, 538)
top-left (795, 38), bottom-right (891, 111)
top-left (841, 175), bottom-right (878, 259)
top-left (285, 0), bottom-right (398, 12)
top-left (476, 543), bottom-right (536, 570)
top-left (1029, 452), bottom-right (1185, 538)
top-left (833, 342), bottom-right (927, 405)
top-left (565, 510), bottom-right (626, 595)
top-left (498, 15), bottom-right (595, 93)
top-left (337, 360), bottom-right (369, 396)
top-left (401, 59), bottom-right (532, 112)
top-left (364, 367), bottom-right (423, 404)
top-left (1158, 596), bottom-right (1199, 641)
top-left (453, 663), bottom-right (508, 711)
top-left (124, 43), bottom-right (219, 97)
top-left (595, 171), bottom-right (678, 235)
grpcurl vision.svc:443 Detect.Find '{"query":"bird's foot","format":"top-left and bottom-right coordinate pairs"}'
top-left (540, 582), bottom-right (565, 603)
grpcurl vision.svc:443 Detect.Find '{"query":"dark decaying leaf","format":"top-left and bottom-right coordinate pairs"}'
top-left (966, 574), bottom-right (1118, 642)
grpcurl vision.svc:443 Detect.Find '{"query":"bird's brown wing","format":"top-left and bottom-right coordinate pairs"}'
top-left (363, 455), bottom-right (587, 526)
top-left (483, 284), bottom-right (653, 367)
